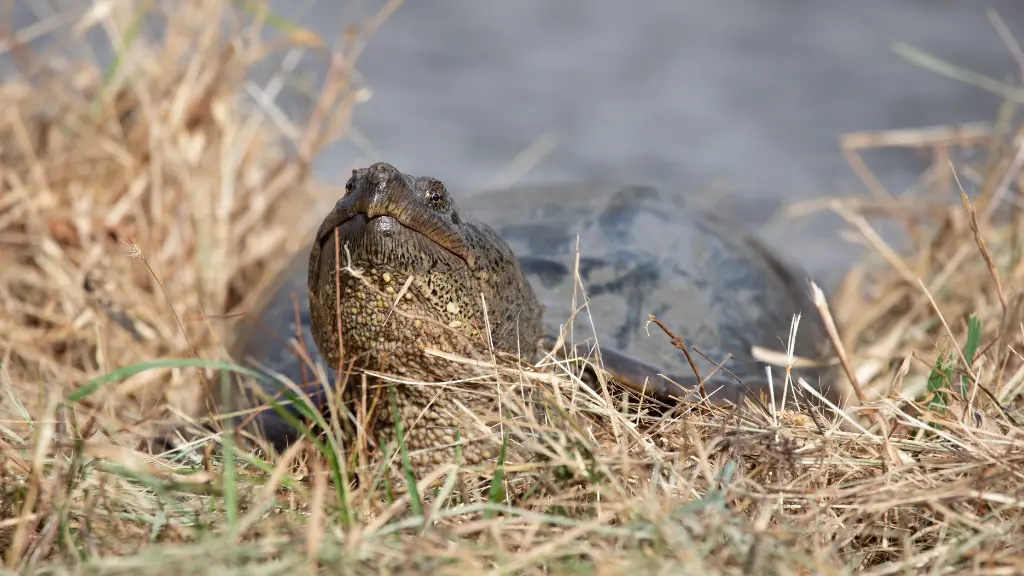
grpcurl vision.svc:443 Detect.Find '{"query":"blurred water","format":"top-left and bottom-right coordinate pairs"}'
top-left (6, 0), bottom-right (1023, 292)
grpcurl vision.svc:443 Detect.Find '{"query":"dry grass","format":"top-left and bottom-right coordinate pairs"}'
top-left (2, 2), bottom-right (1024, 574)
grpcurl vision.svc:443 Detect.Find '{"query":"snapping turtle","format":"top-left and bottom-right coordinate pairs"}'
top-left (221, 162), bottom-right (839, 466)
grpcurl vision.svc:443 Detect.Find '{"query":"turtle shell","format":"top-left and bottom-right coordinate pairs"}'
top-left (456, 184), bottom-right (838, 404)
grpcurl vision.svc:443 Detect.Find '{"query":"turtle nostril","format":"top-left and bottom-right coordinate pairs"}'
top-left (373, 162), bottom-right (395, 179)
top-left (366, 163), bottom-right (403, 192)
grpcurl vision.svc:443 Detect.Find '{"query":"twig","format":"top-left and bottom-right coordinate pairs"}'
top-left (959, 189), bottom-right (1008, 315)
top-left (830, 201), bottom-right (920, 287)
top-left (840, 122), bottom-right (993, 151)
top-left (647, 314), bottom-right (704, 396)
top-left (811, 282), bottom-right (864, 406)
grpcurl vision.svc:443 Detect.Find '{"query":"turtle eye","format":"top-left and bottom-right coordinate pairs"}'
top-left (418, 178), bottom-right (448, 208)
top-left (344, 177), bottom-right (354, 195)
top-left (425, 186), bottom-right (445, 206)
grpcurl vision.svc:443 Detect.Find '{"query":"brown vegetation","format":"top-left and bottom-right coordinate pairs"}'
top-left (1, 2), bottom-right (1022, 574)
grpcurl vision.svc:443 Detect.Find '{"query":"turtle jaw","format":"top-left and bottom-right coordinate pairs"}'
top-left (316, 212), bottom-right (473, 275)
top-left (311, 208), bottom-right (474, 303)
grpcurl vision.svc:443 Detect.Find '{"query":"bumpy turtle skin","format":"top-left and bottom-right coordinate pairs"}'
top-left (224, 163), bottom-right (546, 472)
top-left (222, 163), bottom-right (839, 469)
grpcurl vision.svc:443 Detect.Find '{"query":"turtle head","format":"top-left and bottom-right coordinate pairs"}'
top-left (307, 162), bottom-right (543, 378)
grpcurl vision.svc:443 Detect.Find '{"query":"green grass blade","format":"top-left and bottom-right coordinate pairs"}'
top-left (93, 6), bottom-right (148, 116)
top-left (892, 42), bottom-right (1024, 104)
top-left (220, 370), bottom-right (238, 535)
top-left (926, 351), bottom-right (950, 409)
top-left (388, 384), bottom-right (422, 517)
top-left (233, 0), bottom-right (299, 33)
top-left (71, 358), bottom-right (271, 405)
top-left (484, 431), bottom-right (509, 519)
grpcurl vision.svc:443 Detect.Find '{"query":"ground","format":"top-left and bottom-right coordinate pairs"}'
top-left (1, 2), bottom-right (1023, 575)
